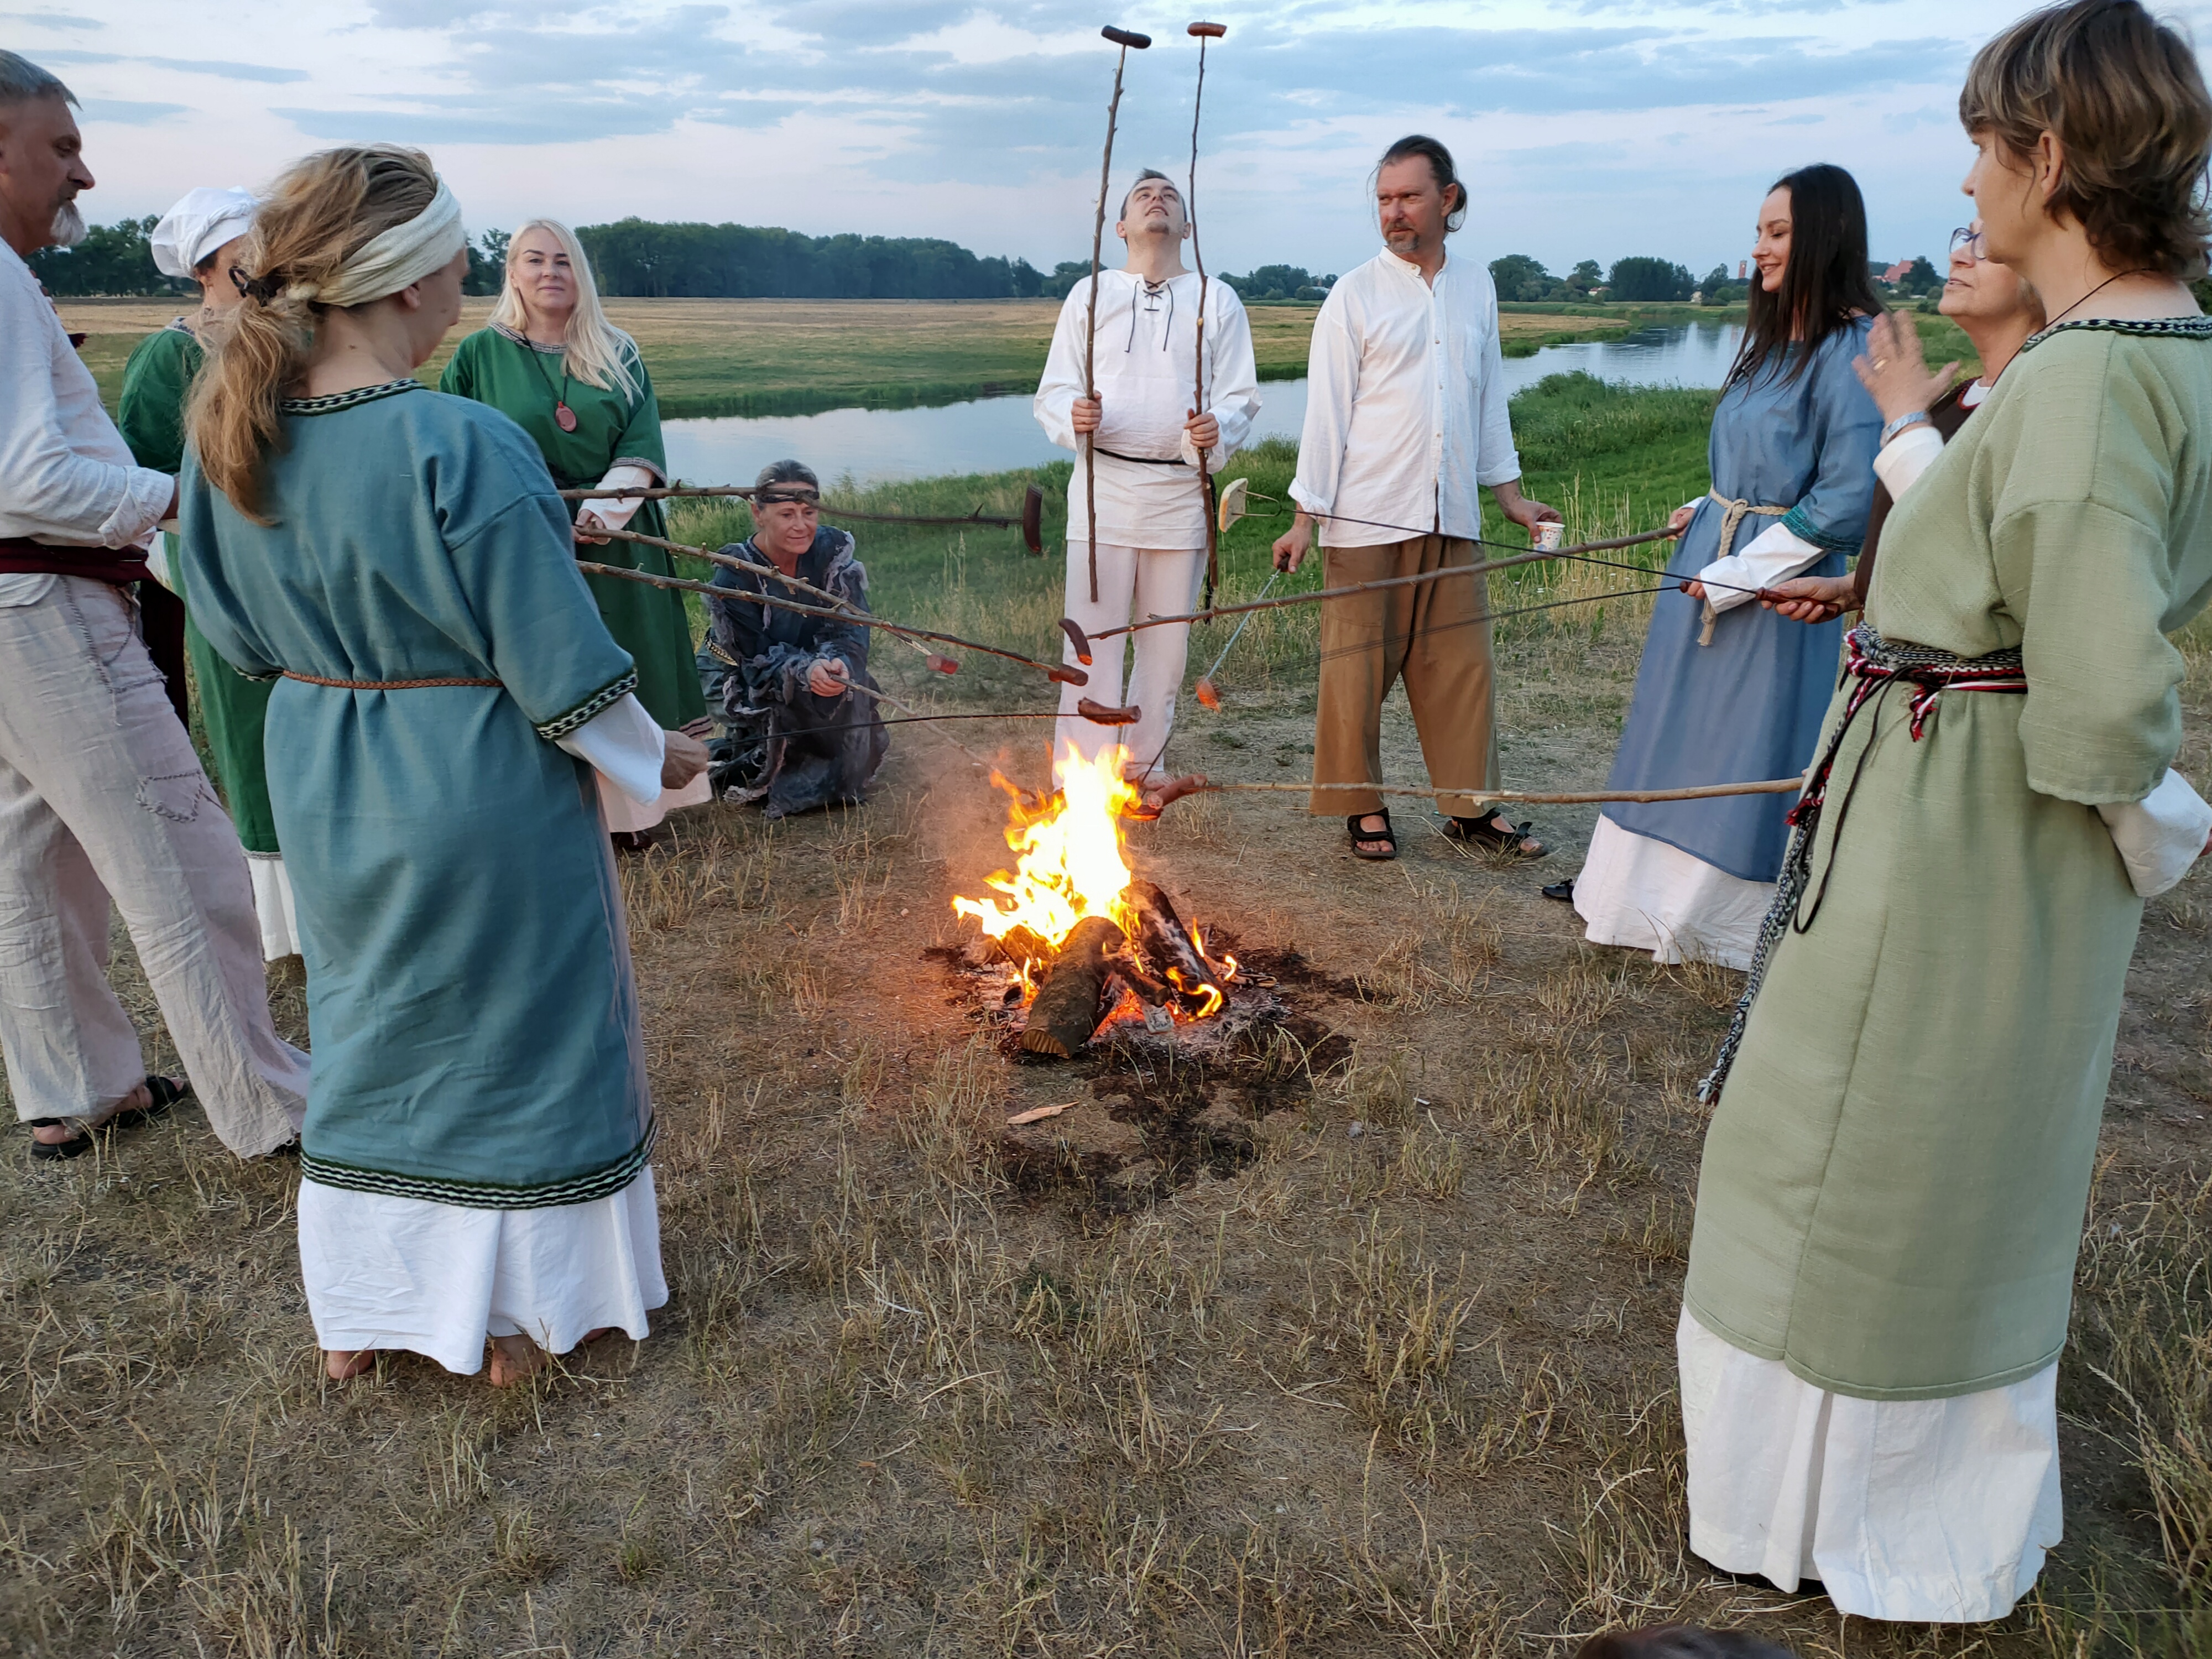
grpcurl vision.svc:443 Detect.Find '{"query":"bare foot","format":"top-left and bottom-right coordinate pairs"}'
top-left (30, 1080), bottom-right (154, 1145)
top-left (487, 1333), bottom-right (548, 1387)
top-left (325, 1349), bottom-right (375, 1380)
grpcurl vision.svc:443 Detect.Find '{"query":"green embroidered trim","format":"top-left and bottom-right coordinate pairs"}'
top-left (2021, 315), bottom-right (2212, 353)
top-left (279, 379), bottom-right (424, 416)
top-left (533, 667), bottom-right (638, 740)
top-left (1778, 505), bottom-right (1860, 554)
top-left (300, 1118), bottom-right (655, 1210)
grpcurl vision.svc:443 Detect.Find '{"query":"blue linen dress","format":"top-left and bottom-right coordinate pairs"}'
top-left (176, 381), bottom-right (654, 1205)
top-left (1601, 321), bottom-right (1881, 881)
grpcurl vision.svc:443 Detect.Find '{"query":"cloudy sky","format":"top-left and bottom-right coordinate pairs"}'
top-left (13, 1), bottom-right (2211, 280)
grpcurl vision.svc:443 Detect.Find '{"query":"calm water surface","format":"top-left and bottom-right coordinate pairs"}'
top-left (662, 321), bottom-right (1745, 489)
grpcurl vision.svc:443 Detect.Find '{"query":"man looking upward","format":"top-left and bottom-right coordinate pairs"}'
top-left (1275, 134), bottom-right (1559, 862)
top-left (0, 51), bottom-right (307, 1159)
top-left (1035, 168), bottom-right (1260, 810)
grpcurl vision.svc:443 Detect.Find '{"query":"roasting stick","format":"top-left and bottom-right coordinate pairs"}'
top-left (1083, 25), bottom-right (1153, 603)
top-left (1187, 777), bottom-right (1806, 805)
top-left (556, 482), bottom-right (1042, 538)
top-left (572, 561), bottom-right (1085, 685)
top-left (1185, 20), bottom-right (1226, 608)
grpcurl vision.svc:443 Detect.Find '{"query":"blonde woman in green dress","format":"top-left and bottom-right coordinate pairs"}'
top-left (1681, 0), bottom-right (2212, 1621)
top-left (441, 219), bottom-right (708, 849)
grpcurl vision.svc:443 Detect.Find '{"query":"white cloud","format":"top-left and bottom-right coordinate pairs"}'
top-left (29, 0), bottom-right (2212, 278)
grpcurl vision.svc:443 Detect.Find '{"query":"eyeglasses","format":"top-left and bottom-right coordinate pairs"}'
top-left (1948, 226), bottom-right (1986, 261)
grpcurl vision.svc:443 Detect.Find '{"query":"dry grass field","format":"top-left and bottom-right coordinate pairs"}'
top-left (54, 295), bottom-right (1634, 420)
top-left (4, 390), bottom-right (2206, 1657)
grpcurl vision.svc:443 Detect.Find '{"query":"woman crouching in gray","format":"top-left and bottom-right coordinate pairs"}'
top-left (702, 461), bottom-right (888, 819)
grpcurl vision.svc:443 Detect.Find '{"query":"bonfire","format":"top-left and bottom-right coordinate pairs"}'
top-left (952, 745), bottom-right (1237, 1056)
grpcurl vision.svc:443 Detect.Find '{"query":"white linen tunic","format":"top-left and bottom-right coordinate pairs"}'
top-left (1289, 248), bottom-right (1521, 546)
top-left (1034, 269), bottom-right (1259, 551)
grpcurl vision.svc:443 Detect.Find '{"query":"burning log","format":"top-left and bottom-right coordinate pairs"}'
top-left (1128, 880), bottom-right (1219, 1014)
top-left (1020, 915), bottom-right (1127, 1057)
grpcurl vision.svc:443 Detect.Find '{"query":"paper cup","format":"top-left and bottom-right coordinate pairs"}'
top-left (1533, 522), bottom-right (1564, 552)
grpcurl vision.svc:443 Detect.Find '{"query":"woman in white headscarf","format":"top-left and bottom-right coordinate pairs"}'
top-left (116, 185), bottom-right (303, 961)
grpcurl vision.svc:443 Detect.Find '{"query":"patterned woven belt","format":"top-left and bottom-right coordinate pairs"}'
top-left (281, 671), bottom-right (500, 689)
top-left (1697, 624), bottom-right (2027, 1103)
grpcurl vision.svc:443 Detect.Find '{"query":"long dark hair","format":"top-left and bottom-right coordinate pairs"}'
top-left (1725, 163), bottom-right (1882, 390)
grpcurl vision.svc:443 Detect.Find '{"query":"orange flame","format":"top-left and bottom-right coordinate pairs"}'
top-left (951, 744), bottom-right (1141, 956)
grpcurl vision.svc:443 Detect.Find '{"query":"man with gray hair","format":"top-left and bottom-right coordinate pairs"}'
top-left (0, 51), bottom-right (307, 1158)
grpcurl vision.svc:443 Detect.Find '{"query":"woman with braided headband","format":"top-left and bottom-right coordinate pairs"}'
top-left (179, 145), bottom-right (707, 1387)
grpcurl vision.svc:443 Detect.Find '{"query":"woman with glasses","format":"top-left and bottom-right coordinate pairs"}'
top-left (1680, 0), bottom-right (2212, 1620)
top-left (1558, 164), bottom-right (1882, 968)
top-left (441, 220), bottom-right (709, 851)
top-left (1761, 223), bottom-right (2047, 623)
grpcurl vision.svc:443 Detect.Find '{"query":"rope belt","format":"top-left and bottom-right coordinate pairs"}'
top-left (281, 671), bottom-right (500, 690)
top-left (1697, 624), bottom-right (2027, 1103)
top-left (1697, 489), bottom-right (1792, 646)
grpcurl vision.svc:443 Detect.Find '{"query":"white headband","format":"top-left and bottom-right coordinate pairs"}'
top-left (289, 179), bottom-right (466, 308)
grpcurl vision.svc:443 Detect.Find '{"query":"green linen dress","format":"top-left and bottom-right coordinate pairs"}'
top-left (175, 380), bottom-right (653, 1199)
top-left (1684, 317), bottom-right (2212, 1401)
top-left (116, 320), bottom-right (281, 858)
top-left (439, 326), bottom-right (705, 728)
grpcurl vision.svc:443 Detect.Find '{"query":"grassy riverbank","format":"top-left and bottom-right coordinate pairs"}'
top-left (13, 378), bottom-right (2201, 1657)
top-left (58, 295), bottom-right (1636, 421)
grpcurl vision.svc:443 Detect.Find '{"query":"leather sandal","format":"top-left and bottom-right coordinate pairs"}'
top-left (1347, 810), bottom-right (1397, 861)
top-left (28, 1074), bottom-right (187, 1161)
top-left (1446, 810), bottom-right (1548, 860)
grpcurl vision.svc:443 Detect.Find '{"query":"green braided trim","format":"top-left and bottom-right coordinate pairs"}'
top-left (300, 1118), bottom-right (655, 1210)
top-left (534, 668), bottom-right (638, 740)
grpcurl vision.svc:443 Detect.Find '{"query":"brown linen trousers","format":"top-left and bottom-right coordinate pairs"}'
top-left (1308, 533), bottom-right (1500, 818)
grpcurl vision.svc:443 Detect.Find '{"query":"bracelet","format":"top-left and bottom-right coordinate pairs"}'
top-left (1880, 410), bottom-right (1931, 444)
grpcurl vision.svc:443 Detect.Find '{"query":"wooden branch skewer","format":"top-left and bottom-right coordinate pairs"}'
top-left (572, 560), bottom-right (1084, 685)
top-left (1086, 526), bottom-right (1679, 642)
top-left (1181, 776), bottom-right (1808, 805)
top-left (556, 484), bottom-right (1022, 529)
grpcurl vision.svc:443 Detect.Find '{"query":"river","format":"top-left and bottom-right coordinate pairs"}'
top-left (662, 320), bottom-right (1745, 489)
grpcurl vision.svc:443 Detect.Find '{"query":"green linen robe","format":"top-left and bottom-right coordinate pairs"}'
top-left (117, 320), bottom-right (280, 855)
top-left (439, 326), bottom-right (705, 728)
top-left (176, 380), bottom-right (653, 1202)
top-left (1684, 317), bottom-right (2212, 1400)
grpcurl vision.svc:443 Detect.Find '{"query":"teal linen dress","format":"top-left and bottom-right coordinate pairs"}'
top-left (439, 326), bottom-right (706, 729)
top-left (176, 380), bottom-right (654, 1204)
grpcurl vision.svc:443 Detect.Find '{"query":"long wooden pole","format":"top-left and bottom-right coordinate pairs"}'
top-left (1085, 27), bottom-right (1151, 603)
top-left (1186, 22), bottom-right (1225, 609)
top-left (557, 486), bottom-right (1022, 529)
top-left (1193, 777), bottom-right (1806, 805)
top-left (1085, 526), bottom-right (1678, 642)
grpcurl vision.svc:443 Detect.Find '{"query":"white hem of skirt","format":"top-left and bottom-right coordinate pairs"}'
top-left (298, 1167), bottom-right (668, 1376)
top-left (1678, 1307), bottom-right (2063, 1623)
top-left (245, 852), bottom-right (302, 961)
top-left (1573, 817), bottom-right (1771, 970)
top-left (598, 769), bottom-right (711, 835)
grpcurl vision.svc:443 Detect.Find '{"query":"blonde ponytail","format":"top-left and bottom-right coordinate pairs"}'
top-left (187, 145), bottom-right (440, 520)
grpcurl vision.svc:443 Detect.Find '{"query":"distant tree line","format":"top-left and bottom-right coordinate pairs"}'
top-left (29, 215), bottom-right (190, 297)
top-left (571, 219), bottom-right (1048, 300)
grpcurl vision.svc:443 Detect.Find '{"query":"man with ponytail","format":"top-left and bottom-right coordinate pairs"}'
top-left (178, 145), bottom-right (706, 1385)
top-left (0, 50), bottom-right (309, 1161)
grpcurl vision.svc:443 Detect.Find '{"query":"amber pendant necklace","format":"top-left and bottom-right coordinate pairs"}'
top-left (526, 333), bottom-right (578, 431)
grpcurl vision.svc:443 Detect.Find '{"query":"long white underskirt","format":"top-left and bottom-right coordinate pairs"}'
top-left (1573, 817), bottom-right (1772, 970)
top-left (244, 852), bottom-right (302, 961)
top-left (1678, 1307), bottom-right (2063, 1623)
top-left (297, 1168), bottom-right (667, 1376)
top-left (598, 769), bottom-right (711, 834)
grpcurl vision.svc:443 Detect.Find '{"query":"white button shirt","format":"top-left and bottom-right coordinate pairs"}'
top-left (1289, 247), bottom-right (1521, 548)
top-left (1035, 269), bottom-right (1260, 551)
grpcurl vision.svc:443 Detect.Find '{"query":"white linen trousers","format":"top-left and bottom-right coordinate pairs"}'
top-left (1053, 540), bottom-right (1205, 788)
top-left (0, 574), bottom-right (306, 1153)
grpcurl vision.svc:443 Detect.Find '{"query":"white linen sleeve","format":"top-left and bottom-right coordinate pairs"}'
top-left (1032, 285), bottom-right (1092, 453)
top-left (0, 270), bottom-right (173, 547)
top-left (1871, 424), bottom-right (1946, 502)
top-left (1288, 290), bottom-right (1358, 521)
top-left (1181, 282), bottom-right (1261, 471)
top-left (554, 691), bottom-right (666, 807)
top-left (1698, 520), bottom-right (1826, 613)
top-left (576, 465), bottom-right (658, 535)
top-left (2096, 769), bottom-right (2212, 899)
top-left (143, 529), bottom-right (178, 593)
top-left (1474, 295), bottom-right (1521, 488)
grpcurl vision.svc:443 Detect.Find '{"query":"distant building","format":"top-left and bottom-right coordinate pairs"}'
top-left (1881, 258), bottom-right (1913, 285)
top-left (1737, 259), bottom-right (1747, 279)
